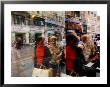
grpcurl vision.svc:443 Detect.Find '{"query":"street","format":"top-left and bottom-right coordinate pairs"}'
top-left (12, 45), bottom-right (34, 77)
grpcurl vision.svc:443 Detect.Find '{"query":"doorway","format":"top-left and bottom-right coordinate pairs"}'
top-left (15, 33), bottom-right (26, 45)
top-left (35, 33), bottom-right (42, 40)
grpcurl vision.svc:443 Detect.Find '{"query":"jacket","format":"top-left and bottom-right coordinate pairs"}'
top-left (34, 46), bottom-right (52, 68)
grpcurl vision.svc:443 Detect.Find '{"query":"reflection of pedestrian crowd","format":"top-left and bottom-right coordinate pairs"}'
top-left (11, 38), bottom-right (22, 76)
top-left (32, 30), bottom-right (100, 77)
top-left (11, 32), bottom-right (100, 77)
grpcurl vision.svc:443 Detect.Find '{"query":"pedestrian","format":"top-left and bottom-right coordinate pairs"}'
top-left (34, 37), bottom-right (52, 69)
top-left (16, 37), bottom-right (22, 49)
top-left (65, 34), bottom-right (79, 76)
top-left (48, 35), bottom-right (62, 77)
top-left (11, 40), bottom-right (22, 77)
top-left (81, 34), bottom-right (96, 62)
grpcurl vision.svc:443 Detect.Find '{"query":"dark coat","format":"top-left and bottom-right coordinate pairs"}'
top-left (74, 47), bottom-right (85, 74)
top-left (34, 46), bottom-right (52, 68)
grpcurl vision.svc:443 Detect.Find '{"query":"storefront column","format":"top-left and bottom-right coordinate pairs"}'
top-left (42, 29), bottom-right (45, 37)
top-left (26, 33), bottom-right (29, 44)
top-left (11, 33), bottom-right (15, 42)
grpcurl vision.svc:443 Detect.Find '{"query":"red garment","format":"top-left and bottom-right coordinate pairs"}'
top-left (66, 46), bottom-right (76, 72)
top-left (36, 47), bottom-right (44, 65)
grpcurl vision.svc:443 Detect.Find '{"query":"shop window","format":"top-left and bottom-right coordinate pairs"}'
top-left (83, 24), bottom-right (87, 34)
top-left (88, 11), bottom-right (90, 14)
top-left (37, 11), bottom-right (40, 14)
top-left (35, 33), bottom-right (42, 40)
top-left (94, 14), bottom-right (96, 17)
top-left (70, 11), bottom-right (75, 17)
top-left (74, 11), bottom-right (80, 17)
top-left (33, 17), bottom-right (45, 26)
top-left (14, 15), bottom-right (26, 25)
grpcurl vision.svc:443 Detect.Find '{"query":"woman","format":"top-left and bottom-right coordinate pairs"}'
top-left (48, 36), bottom-right (62, 77)
top-left (65, 34), bottom-right (79, 76)
top-left (81, 34), bottom-right (96, 62)
top-left (34, 37), bottom-right (51, 69)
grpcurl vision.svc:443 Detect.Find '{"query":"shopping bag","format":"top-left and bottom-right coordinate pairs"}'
top-left (32, 68), bottom-right (53, 77)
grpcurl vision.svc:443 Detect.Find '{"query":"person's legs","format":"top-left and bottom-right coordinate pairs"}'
top-left (49, 64), bottom-right (57, 77)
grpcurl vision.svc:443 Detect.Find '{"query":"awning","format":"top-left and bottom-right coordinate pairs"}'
top-left (65, 18), bottom-right (80, 24)
top-left (46, 30), bottom-right (55, 34)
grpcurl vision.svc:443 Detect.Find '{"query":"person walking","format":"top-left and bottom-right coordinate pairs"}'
top-left (34, 37), bottom-right (52, 69)
top-left (11, 40), bottom-right (22, 77)
top-left (48, 36), bottom-right (62, 77)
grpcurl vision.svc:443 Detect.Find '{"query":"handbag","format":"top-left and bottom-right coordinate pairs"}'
top-left (32, 65), bottom-right (53, 77)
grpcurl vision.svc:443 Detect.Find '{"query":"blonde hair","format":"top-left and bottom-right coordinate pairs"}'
top-left (81, 34), bottom-right (90, 43)
top-left (49, 36), bottom-right (57, 40)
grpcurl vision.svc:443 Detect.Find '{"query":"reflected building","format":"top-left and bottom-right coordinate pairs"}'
top-left (11, 11), bottom-right (65, 45)
top-left (65, 11), bottom-right (100, 38)
top-left (11, 11), bottom-right (30, 44)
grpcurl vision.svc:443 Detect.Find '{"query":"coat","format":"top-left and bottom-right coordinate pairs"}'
top-left (34, 46), bottom-right (52, 68)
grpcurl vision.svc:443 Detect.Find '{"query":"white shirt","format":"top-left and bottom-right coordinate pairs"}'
top-left (96, 40), bottom-right (100, 46)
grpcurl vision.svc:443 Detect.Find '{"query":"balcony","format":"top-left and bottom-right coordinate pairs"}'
top-left (11, 24), bottom-right (30, 33)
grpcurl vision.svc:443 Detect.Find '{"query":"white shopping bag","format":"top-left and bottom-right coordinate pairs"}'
top-left (32, 68), bottom-right (53, 77)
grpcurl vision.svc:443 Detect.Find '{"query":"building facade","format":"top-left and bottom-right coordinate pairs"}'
top-left (11, 11), bottom-right (30, 44)
top-left (65, 11), bottom-right (100, 38)
top-left (11, 11), bottom-right (65, 45)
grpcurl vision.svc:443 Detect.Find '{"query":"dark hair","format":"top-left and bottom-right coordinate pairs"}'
top-left (66, 34), bottom-right (78, 45)
top-left (35, 37), bottom-right (44, 48)
top-left (36, 37), bottom-right (43, 42)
